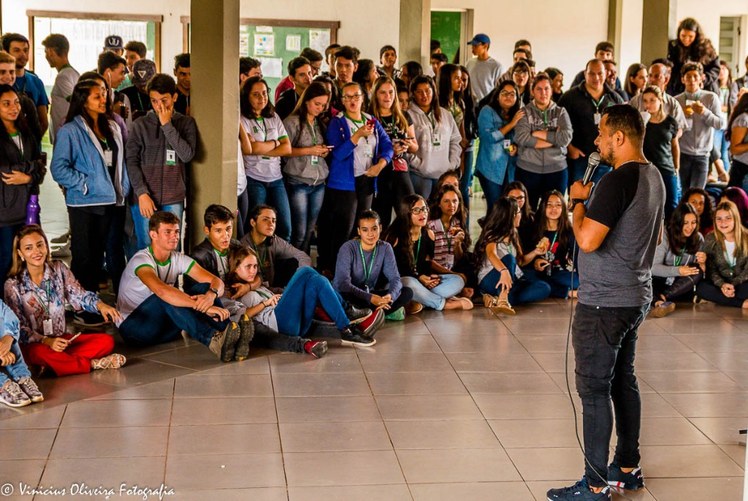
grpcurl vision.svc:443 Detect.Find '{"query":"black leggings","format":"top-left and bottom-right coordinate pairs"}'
top-left (696, 281), bottom-right (748, 307)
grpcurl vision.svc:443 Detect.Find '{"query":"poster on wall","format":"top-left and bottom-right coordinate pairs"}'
top-left (286, 35), bottom-right (301, 52)
top-left (254, 34), bottom-right (274, 56)
top-left (258, 57), bottom-right (283, 79)
top-left (240, 33), bottom-right (250, 57)
top-left (309, 29), bottom-right (330, 53)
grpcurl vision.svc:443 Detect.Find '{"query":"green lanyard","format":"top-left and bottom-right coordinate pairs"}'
top-left (253, 117), bottom-right (267, 140)
top-left (674, 248), bottom-right (685, 267)
top-left (591, 95), bottom-right (605, 112)
top-left (359, 242), bottom-right (377, 286)
top-left (412, 236), bottom-right (422, 274)
top-left (345, 113), bottom-right (365, 133)
top-left (308, 120), bottom-right (318, 145)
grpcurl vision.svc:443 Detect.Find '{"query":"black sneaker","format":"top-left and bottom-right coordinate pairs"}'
top-left (209, 322), bottom-right (240, 362)
top-left (339, 327), bottom-right (376, 347)
top-left (344, 304), bottom-right (372, 324)
top-left (73, 311), bottom-right (108, 328)
top-left (607, 465), bottom-right (644, 491)
top-left (234, 314), bottom-right (254, 361)
top-left (547, 478), bottom-right (611, 501)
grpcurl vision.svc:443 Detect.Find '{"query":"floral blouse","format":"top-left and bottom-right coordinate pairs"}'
top-left (3, 261), bottom-right (99, 344)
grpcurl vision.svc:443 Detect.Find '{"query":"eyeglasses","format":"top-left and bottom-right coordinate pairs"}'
top-left (499, 91), bottom-right (516, 97)
top-left (410, 206), bottom-right (429, 214)
top-left (342, 93), bottom-right (363, 100)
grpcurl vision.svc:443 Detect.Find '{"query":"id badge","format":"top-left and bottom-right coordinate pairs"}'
top-left (593, 113), bottom-right (601, 125)
top-left (166, 149), bottom-right (177, 166)
top-left (311, 155), bottom-right (319, 165)
top-left (43, 318), bottom-right (53, 337)
top-left (432, 133), bottom-right (442, 147)
top-left (103, 150), bottom-right (113, 167)
top-left (503, 139), bottom-right (512, 150)
top-left (362, 143), bottom-right (373, 158)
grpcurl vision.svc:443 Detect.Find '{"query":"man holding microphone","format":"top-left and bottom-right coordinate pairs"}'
top-left (547, 105), bottom-right (665, 501)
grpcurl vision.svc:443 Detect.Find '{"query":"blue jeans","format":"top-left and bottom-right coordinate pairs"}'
top-left (568, 156), bottom-right (612, 188)
top-left (400, 273), bottom-right (465, 310)
top-left (659, 170), bottom-right (680, 220)
top-left (572, 302), bottom-right (648, 487)
top-left (515, 167), bottom-right (568, 212)
top-left (478, 254), bottom-right (551, 305)
top-left (119, 283), bottom-right (229, 347)
top-left (0, 224), bottom-right (22, 283)
top-left (714, 129), bottom-right (731, 172)
top-left (285, 179), bottom-right (325, 252)
top-left (409, 172), bottom-right (437, 200)
top-left (475, 170), bottom-right (503, 216)
top-left (537, 268), bottom-right (579, 298)
top-left (131, 202), bottom-right (184, 251)
top-left (275, 267), bottom-right (350, 335)
top-left (0, 338), bottom-right (32, 385)
top-left (679, 153), bottom-right (709, 190)
top-left (460, 142), bottom-right (475, 211)
top-left (246, 177), bottom-right (292, 242)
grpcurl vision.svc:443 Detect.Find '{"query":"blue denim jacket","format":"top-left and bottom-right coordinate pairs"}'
top-left (51, 116), bottom-right (130, 207)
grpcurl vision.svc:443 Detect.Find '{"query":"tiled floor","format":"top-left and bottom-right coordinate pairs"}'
top-left (0, 300), bottom-right (745, 500)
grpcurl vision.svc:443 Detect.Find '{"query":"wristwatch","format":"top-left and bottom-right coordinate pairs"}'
top-left (209, 287), bottom-right (219, 296)
top-left (571, 198), bottom-right (586, 209)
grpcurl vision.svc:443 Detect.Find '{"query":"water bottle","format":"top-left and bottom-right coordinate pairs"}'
top-left (26, 194), bottom-right (40, 225)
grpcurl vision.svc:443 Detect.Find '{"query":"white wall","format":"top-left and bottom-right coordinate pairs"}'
top-left (431, 0), bottom-right (609, 90)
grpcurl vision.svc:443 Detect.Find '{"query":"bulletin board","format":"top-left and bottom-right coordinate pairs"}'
top-left (430, 11), bottom-right (462, 63)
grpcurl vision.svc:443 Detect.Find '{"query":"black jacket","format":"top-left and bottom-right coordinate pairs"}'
top-left (184, 237), bottom-right (242, 292)
top-left (0, 131), bottom-right (45, 226)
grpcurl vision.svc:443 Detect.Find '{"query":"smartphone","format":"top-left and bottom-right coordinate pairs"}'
top-left (366, 119), bottom-right (376, 128)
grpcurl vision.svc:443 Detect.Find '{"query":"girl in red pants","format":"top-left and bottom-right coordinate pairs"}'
top-left (3, 226), bottom-right (125, 376)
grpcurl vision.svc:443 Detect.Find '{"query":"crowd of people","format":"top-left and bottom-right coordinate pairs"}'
top-left (0, 14), bottom-right (745, 501)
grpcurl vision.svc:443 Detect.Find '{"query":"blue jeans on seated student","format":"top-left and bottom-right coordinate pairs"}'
top-left (274, 267), bottom-right (350, 336)
top-left (246, 177), bottom-right (292, 241)
top-left (538, 268), bottom-right (579, 298)
top-left (131, 202), bottom-right (184, 251)
top-left (285, 179), bottom-right (325, 252)
top-left (0, 339), bottom-right (32, 385)
top-left (400, 273), bottom-right (465, 310)
top-left (119, 282), bottom-right (229, 347)
top-left (478, 254), bottom-right (551, 304)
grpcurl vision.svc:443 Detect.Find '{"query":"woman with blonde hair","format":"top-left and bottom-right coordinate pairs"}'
top-left (696, 200), bottom-right (748, 307)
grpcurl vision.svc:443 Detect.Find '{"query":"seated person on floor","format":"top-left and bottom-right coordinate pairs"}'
top-left (0, 298), bottom-right (43, 408)
top-left (116, 211), bottom-right (244, 362)
top-left (333, 210), bottom-right (413, 321)
top-left (475, 197), bottom-right (552, 315)
top-left (238, 204), bottom-right (311, 291)
top-left (650, 202), bottom-right (706, 317)
top-left (4, 225), bottom-right (126, 376)
top-left (227, 247), bottom-right (382, 348)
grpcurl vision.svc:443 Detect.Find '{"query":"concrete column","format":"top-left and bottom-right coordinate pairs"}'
top-left (399, 0), bottom-right (431, 68)
top-left (188, 0), bottom-right (240, 245)
top-left (641, 0), bottom-right (676, 66)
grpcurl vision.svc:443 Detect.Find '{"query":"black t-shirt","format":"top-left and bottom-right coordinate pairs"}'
top-left (175, 91), bottom-right (189, 115)
top-left (643, 115), bottom-right (678, 174)
top-left (393, 226), bottom-right (435, 277)
top-left (121, 86), bottom-right (152, 120)
top-left (276, 89), bottom-right (300, 121)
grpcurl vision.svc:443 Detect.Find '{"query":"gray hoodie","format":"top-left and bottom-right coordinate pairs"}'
top-left (406, 104), bottom-right (462, 180)
top-left (674, 90), bottom-right (725, 156)
top-left (514, 100), bottom-right (573, 174)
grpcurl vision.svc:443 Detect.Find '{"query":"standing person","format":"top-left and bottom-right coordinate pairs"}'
top-left (459, 65), bottom-right (478, 214)
top-left (399, 61), bottom-right (423, 93)
top-left (316, 81), bottom-right (393, 273)
top-left (121, 59), bottom-right (155, 121)
top-left (121, 40), bottom-right (147, 90)
top-left (275, 57), bottom-right (313, 120)
top-left (559, 59), bottom-right (623, 187)
top-left (547, 105), bottom-right (664, 501)
top-left (604, 60), bottom-right (628, 101)
top-left (514, 73), bottom-right (573, 209)
top-left (385, 194), bottom-right (472, 312)
top-left (2, 33), bottom-right (49, 137)
top-left (4, 226), bottom-right (126, 376)
top-left (509, 61), bottom-right (532, 105)
top-left (0, 52), bottom-right (42, 145)
top-left (369, 76), bottom-right (418, 229)
top-left (352, 59), bottom-right (378, 105)
top-left (407, 75), bottom-right (461, 198)
top-left (713, 60), bottom-right (734, 181)
top-left (641, 85), bottom-right (682, 218)
top-left (623, 63), bottom-right (647, 102)
top-left (476, 81), bottom-right (523, 213)
top-left (334, 210), bottom-right (413, 321)
top-left (331, 46), bottom-right (358, 109)
top-left (675, 62), bottom-right (724, 190)
top-left (173, 53), bottom-right (191, 115)
top-left (377, 45), bottom-right (399, 80)
top-left (282, 81), bottom-right (331, 252)
top-left (729, 94), bottom-right (748, 191)
top-left (465, 34), bottom-right (504, 102)
top-left (0, 84), bottom-right (45, 282)
top-left (629, 60), bottom-right (687, 130)
top-left (42, 34), bottom-right (78, 143)
top-left (545, 67), bottom-right (564, 103)
top-left (126, 73), bottom-right (197, 250)
top-left (696, 200), bottom-right (748, 307)
top-left (240, 76), bottom-right (292, 240)
top-left (570, 41), bottom-right (618, 88)
top-left (50, 79), bottom-right (129, 293)
top-left (667, 17), bottom-right (720, 95)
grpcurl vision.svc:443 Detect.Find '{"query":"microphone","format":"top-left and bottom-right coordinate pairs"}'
top-left (581, 152), bottom-right (601, 185)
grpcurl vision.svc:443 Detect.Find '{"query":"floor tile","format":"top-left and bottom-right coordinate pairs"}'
top-left (0, 428), bottom-right (57, 459)
top-left (165, 453), bottom-right (285, 489)
top-left (459, 372), bottom-right (562, 394)
top-left (660, 392), bottom-right (748, 417)
top-left (141, 344), bottom-right (227, 370)
top-left (86, 379), bottom-right (176, 400)
top-left (41, 456), bottom-right (166, 487)
top-left (173, 374), bottom-right (273, 397)
top-left (433, 332), bottom-right (528, 354)
top-left (376, 395), bottom-right (483, 420)
top-left (674, 333), bottom-right (748, 352)
top-left (645, 477), bottom-right (744, 501)
top-left (410, 482), bottom-right (534, 501)
top-left (688, 417), bottom-right (748, 445)
top-left (61, 399), bottom-right (172, 427)
top-left (280, 421), bottom-right (391, 452)
top-left (169, 423), bottom-right (280, 454)
top-left (176, 488), bottom-right (287, 501)
top-left (171, 397), bottom-right (277, 425)
top-left (635, 351), bottom-right (716, 371)
top-left (272, 372), bottom-right (371, 397)
top-left (369, 334), bottom-right (443, 353)
top-left (386, 419), bottom-right (501, 449)
top-left (51, 426), bottom-right (168, 458)
top-left (0, 406), bottom-right (65, 429)
top-left (284, 450), bottom-right (404, 486)
top-left (640, 444), bottom-right (744, 477)
top-left (505, 447), bottom-right (586, 481)
top-left (367, 371), bottom-right (467, 395)
top-left (276, 396), bottom-right (381, 423)
top-left (288, 484), bottom-right (411, 501)
top-left (488, 419), bottom-right (579, 448)
top-left (639, 417), bottom-right (712, 445)
top-left (638, 371), bottom-right (742, 393)
top-left (0, 459), bottom-right (46, 493)
top-left (446, 352), bottom-right (543, 372)
top-left (358, 352), bottom-right (453, 372)
top-left (472, 394), bottom-right (581, 420)
top-left (269, 352), bottom-right (362, 373)
top-left (396, 448), bottom-right (521, 483)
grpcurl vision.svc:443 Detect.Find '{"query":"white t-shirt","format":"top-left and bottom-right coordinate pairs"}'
top-left (466, 57), bottom-right (503, 102)
top-left (116, 248), bottom-right (195, 324)
top-left (241, 114), bottom-right (288, 182)
top-left (346, 114), bottom-right (375, 176)
top-left (238, 286), bottom-right (278, 331)
top-left (50, 65), bottom-right (80, 143)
